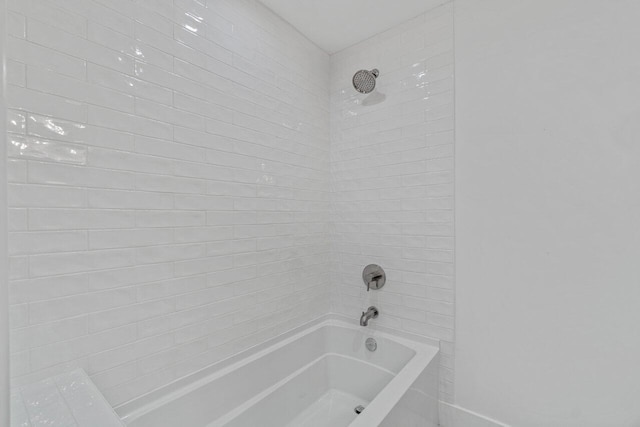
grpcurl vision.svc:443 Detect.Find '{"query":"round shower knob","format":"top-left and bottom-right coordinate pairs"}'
top-left (362, 264), bottom-right (386, 291)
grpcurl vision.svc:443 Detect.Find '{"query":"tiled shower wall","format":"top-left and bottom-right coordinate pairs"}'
top-left (5, 0), bottom-right (330, 405)
top-left (330, 2), bottom-right (455, 401)
top-left (5, 0), bottom-right (455, 408)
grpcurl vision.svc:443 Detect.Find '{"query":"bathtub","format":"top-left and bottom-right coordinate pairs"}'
top-left (118, 318), bottom-right (440, 427)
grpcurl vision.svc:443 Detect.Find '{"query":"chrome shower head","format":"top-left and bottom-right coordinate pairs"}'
top-left (352, 69), bottom-right (379, 94)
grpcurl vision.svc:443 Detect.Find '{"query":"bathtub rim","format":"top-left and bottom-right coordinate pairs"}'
top-left (117, 313), bottom-right (439, 424)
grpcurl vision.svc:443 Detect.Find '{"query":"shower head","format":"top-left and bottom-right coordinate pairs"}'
top-left (352, 69), bottom-right (379, 94)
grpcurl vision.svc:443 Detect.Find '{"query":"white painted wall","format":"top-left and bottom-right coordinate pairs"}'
top-left (5, 0), bottom-right (330, 407)
top-left (455, 1), bottom-right (640, 426)
top-left (330, 2), bottom-right (455, 402)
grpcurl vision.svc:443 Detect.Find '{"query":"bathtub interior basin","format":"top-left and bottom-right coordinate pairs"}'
top-left (120, 319), bottom-right (439, 427)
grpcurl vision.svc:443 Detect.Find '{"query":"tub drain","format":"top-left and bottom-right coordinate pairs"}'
top-left (354, 405), bottom-right (365, 415)
top-left (365, 338), bottom-right (377, 352)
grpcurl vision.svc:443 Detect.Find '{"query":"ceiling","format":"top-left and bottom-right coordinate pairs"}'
top-left (257, 0), bottom-right (447, 54)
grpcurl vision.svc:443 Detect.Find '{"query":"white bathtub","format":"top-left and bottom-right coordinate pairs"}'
top-left (118, 318), bottom-right (439, 427)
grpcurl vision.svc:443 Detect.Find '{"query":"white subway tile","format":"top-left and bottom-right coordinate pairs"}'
top-left (10, 274), bottom-right (88, 304)
top-left (135, 244), bottom-right (205, 265)
top-left (9, 184), bottom-right (87, 208)
top-left (88, 299), bottom-right (175, 333)
top-left (8, 209), bottom-right (27, 232)
top-left (7, 37), bottom-right (86, 80)
top-left (174, 194), bottom-right (234, 211)
top-left (87, 264), bottom-right (173, 292)
top-left (29, 288), bottom-right (137, 324)
top-left (88, 333), bottom-right (174, 374)
top-left (88, 64), bottom-right (173, 105)
top-left (28, 208), bottom-right (136, 231)
top-left (6, 159), bottom-right (27, 183)
top-left (27, 66), bottom-right (135, 113)
top-left (173, 92), bottom-right (233, 123)
top-left (6, 86), bottom-right (87, 123)
top-left (135, 173), bottom-right (207, 194)
top-left (89, 229), bottom-right (173, 250)
top-left (30, 325), bottom-right (137, 371)
top-left (135, 136), bottom-right (206, 163)
top-left (9, 231), bottom-right (88, 255)
top-left (88, 189), bottom-right (172, 210)
top-left (28, 162), bottom-right (134, 189)
top-left (29, 249), bottom-right (136, 277)
top-left (6, 11), bottom-right (26, 38)
top-left (7, 110), bottom-right (26, 134)
top-left (10, 304), bottom-right (29, 329)
top-left (8, 134), bottom-right (87, 165)
top-left (7, 60), bottom-right (26, 87)
top-left (87, 147), bottom-right (173, 175)
top-left (137, 275), bottom-right (208, 303)
top-left (135, 98), bottom-right (205, 131)
top-left (174, 255), bottom-right (234, 277)
top-left (134, 210), bottom-right (205, 227)
top-left (11, 316), bottom-right (88, 353)
top-left (9, 256), bottom-right (29, 280)
top-left (7, 0), bottom-right (87, 36)
top-left (27, 18), bottom-right (134, 74)
top-left (88, 106), bottom-right (172, 140)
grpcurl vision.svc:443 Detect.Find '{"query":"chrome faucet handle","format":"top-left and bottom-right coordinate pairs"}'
top-left (366, 274), bottom-right (380, 292)
top-left (363, 265), bottom-right (386, 291)
top-left (369, 274), bottom-right (382, 292)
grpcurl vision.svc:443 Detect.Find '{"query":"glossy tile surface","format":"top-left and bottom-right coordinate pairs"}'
top-left (329, 2), bottom-right (455, 402)
top-left (6, 0), bottom-right (331, 406)
top-left (5, 0), bottom-right (455, 412)
top-left (11, 369), bottom-right (123, 427)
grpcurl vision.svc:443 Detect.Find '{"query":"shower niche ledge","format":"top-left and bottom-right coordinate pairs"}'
top-left (11, 369), bottom-right (124, 427)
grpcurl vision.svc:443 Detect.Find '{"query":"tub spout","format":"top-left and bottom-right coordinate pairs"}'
top-left (360, 306), bottom-right (379, 326)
